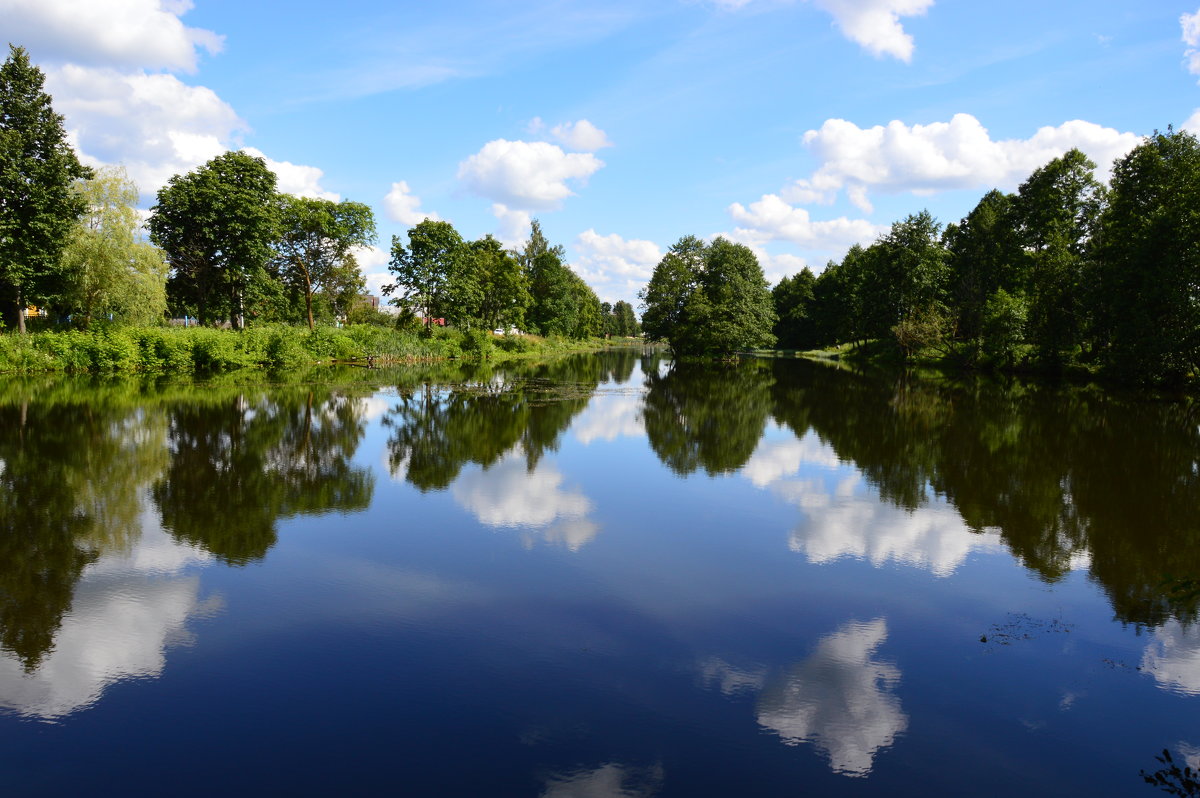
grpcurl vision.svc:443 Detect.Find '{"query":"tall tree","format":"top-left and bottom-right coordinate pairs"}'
top-left (944, 189), bottom-right (1022, 350)
top-left (773, 267), bottom-right (817, 350)
top-left (59, 166), bottom-right (167, 327)
top-left (274, 195), bottom-right (375, 330)
top-left (859, 210), bottom-right (949, 341)
top-left (149, 150), bottom-right (279, 328)
top-left (1013, 148), bottom-right (1105, 363)
top-left (1097, 128), bottom-right (1200, 382)
top-left (640, 235), bottom-right (775, 356)
top-left (384, 219), bottom-right (474, 327)
top-left (469, 234), bottom-right (529, 331)
top-left (0, 45), bottom-right (92, 332)
top-left (612, 300), bottom-right (639, 337)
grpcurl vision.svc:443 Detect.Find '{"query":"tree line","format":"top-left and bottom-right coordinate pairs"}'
top-left (0, 44), bottom-right (633, 340)
top-left (769, 132), bottom-right (1200, 385)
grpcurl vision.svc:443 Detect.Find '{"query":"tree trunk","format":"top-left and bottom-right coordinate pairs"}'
top-left (15, 285), bottom-right (26, 334)
top-left (304, 272), bottom-right (314, 331)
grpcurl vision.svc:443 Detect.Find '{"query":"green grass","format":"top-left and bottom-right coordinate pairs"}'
top-left (0, 325), bottom-right (632, 375)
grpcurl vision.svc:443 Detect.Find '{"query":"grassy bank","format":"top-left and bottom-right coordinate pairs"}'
top-left (0, 324), bottom-right (639, 375)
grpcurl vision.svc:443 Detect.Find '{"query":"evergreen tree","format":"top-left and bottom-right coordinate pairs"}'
top-left (0, 45), bottom-right (92, 332)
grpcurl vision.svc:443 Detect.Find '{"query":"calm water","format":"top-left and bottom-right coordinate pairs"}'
top-left (1, 352), bottom-right (1198, 796)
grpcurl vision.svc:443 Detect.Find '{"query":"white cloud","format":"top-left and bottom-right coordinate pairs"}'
top-left (727, 195), bottom-right (883, 253)
top-left (0, 0), bottom-right (222, 72)
top-left (1183, 9), bottom-right (1200, 78)
top-left (788, 114), bottom-right (1141, 208)
top-left (1184, 109), bottom-right (1200, 134)
top-left (383, 181), bottom-right (441, 226)
top-left (0, 526), bottom-right (214, 720)
top-left (351, 244), bottom-right (393, 300)
top-left (550, 119), bottom-right (613, 152)
top-left (47, 64), bottom-right (243, 196)
top-left (1143, 620), bottom-right (1200, 696)
top-left (451, 450), bottom-right (600, 550)
top-left (458, 139), bottom-right (604, 210)
top-left (243, 147), bottom-right (338, 201)
top-left (573, 229), bottom-right (662, 287)
top-left (491, 203), bottom-right (533, 249)
top-left (756, 618), bottom-right (907, 777)
top-left (573, 394), bottom-right (646, 445)
top-left (810, 0), bottom-right (933, 62)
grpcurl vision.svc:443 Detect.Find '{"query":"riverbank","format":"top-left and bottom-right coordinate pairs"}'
top-left (0, 324), bottom-right (644, 374)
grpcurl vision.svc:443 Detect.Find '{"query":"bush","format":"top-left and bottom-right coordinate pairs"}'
top-left (460, 329), bottom-right (494, 360)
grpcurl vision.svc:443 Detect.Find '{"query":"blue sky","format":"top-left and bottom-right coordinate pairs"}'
top-left (3, 0), bottom-right (1198, 305)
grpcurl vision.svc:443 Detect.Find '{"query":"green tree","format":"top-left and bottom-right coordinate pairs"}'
top-left (384, 219), bottom-right (477, 328)
top-left (0, 45), bottom-right (93, 332)
top-left (469, 234), bottom-right (529, 331)
top-left (772, 268), bottom-right (817, 349)
top-left (1013, 148), bottom-right (1105, 364)
top-left (944, 189), bottom-right (1022, 354)
top-left (59, 166), bottom-right (168, 328)
top-left (149, 150), bottom-right (279, 328)
top-left (612, 300), bottom-right (639, 337)
top-left (640, 235), bottom-right (775, 356)
top-left (1096, 128), bottom-right (1200, 383)
top-left (859, 210), bottom-right (949, 342)
top-left (274, 195), bottom-right (375, 330)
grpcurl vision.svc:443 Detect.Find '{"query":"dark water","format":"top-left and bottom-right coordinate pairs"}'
top-left (1, 352), bottom-right (1198, 796)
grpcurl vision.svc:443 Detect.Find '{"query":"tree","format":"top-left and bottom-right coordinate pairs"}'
top-left (639, 235), bottom-right (775, 356)
top-left (469, 234), bottom-right (529, 331)
top-left (1096, 128), bottom-right (1200, 382)
top-left (773, 268), bottom-right (817, 349)
top-left (1012, 148), bottom-right (1105, 363)
top-left (859, 210), bottom-right (949, 342)
top-left (0, 45), bottom-right (93, 332)
top-left (944, 189), bottom-right (1022, 352)
top-left (59, 166), bottom-right (168, 327)
top-left (274, 195), bottom-right (375, 330)
top-left (612, 300), bottom-right (639, 336)
top-left (639, 235), bottom-right (704, 344)
top-left (149, 150), bottom-right (279, 328)
top-left (384, 219), bottom-right (475, 327)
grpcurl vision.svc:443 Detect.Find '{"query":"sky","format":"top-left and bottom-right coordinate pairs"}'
top-left (2, 0), bottom-right (1198, 305)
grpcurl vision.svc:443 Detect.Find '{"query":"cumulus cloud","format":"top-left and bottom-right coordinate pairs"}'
top-left (1143, 620), bottom-right (1200, 696)
top-left (727, 195), bottom-right (883, 252)
top-left (788, 114), bottom-right (1141, 208)
top-left (47, 65), bottom-right (242, 195)
top-left (383, 181), bottom-right (441, 226)
top-left (573, 394), bottom-right (646, 445)
top-left (1183, 9), bottom-right (1200, 78)
top-left (458, 139), bottom-right (604, 210)
top-left (810, 0), bottom-right (934, 62)
top-left (351, 244), bottom-right (393, 300)
top-left (550, 119), bottom-right (613, 152)
top-left (573, 229), bottom-right (662, 286)
top-left (451, 450), bottom-right (600, 550)
top-left (0, 0), bottom-right (222, 72)
top-left (756, 618), bottom-right (907, 776)
top-left (243, 147), bottom-right (338, 201)
top-left (491, 203), bottom-right (533, 249)
top-left (0, 526), bottom-right (214, 720)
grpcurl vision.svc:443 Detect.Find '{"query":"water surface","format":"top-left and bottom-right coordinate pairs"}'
top-left (1, 353), bottom-right (1197, 796)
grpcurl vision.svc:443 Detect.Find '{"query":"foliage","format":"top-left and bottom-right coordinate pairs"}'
top-left (274, 195), bottom-right (375, 330)
top-left (148, 150), bottom-right (279, 328)
top-left (772, 267), bottom-right (817, 349)
top-left (59, 166), bottom-right (168, 328)
top-left (1096, 128), bottom-right (1200, 384)
top-left (469, 234), bottom-right (530, 331)
top-left (640, 235), bottom-right (775, 356)
top-left (1142, 749), bottom-right (1200, 797)
top-left (0, 45), bottom-right (93, 333)
top-left (384, 219), bottom-right (473, 326)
